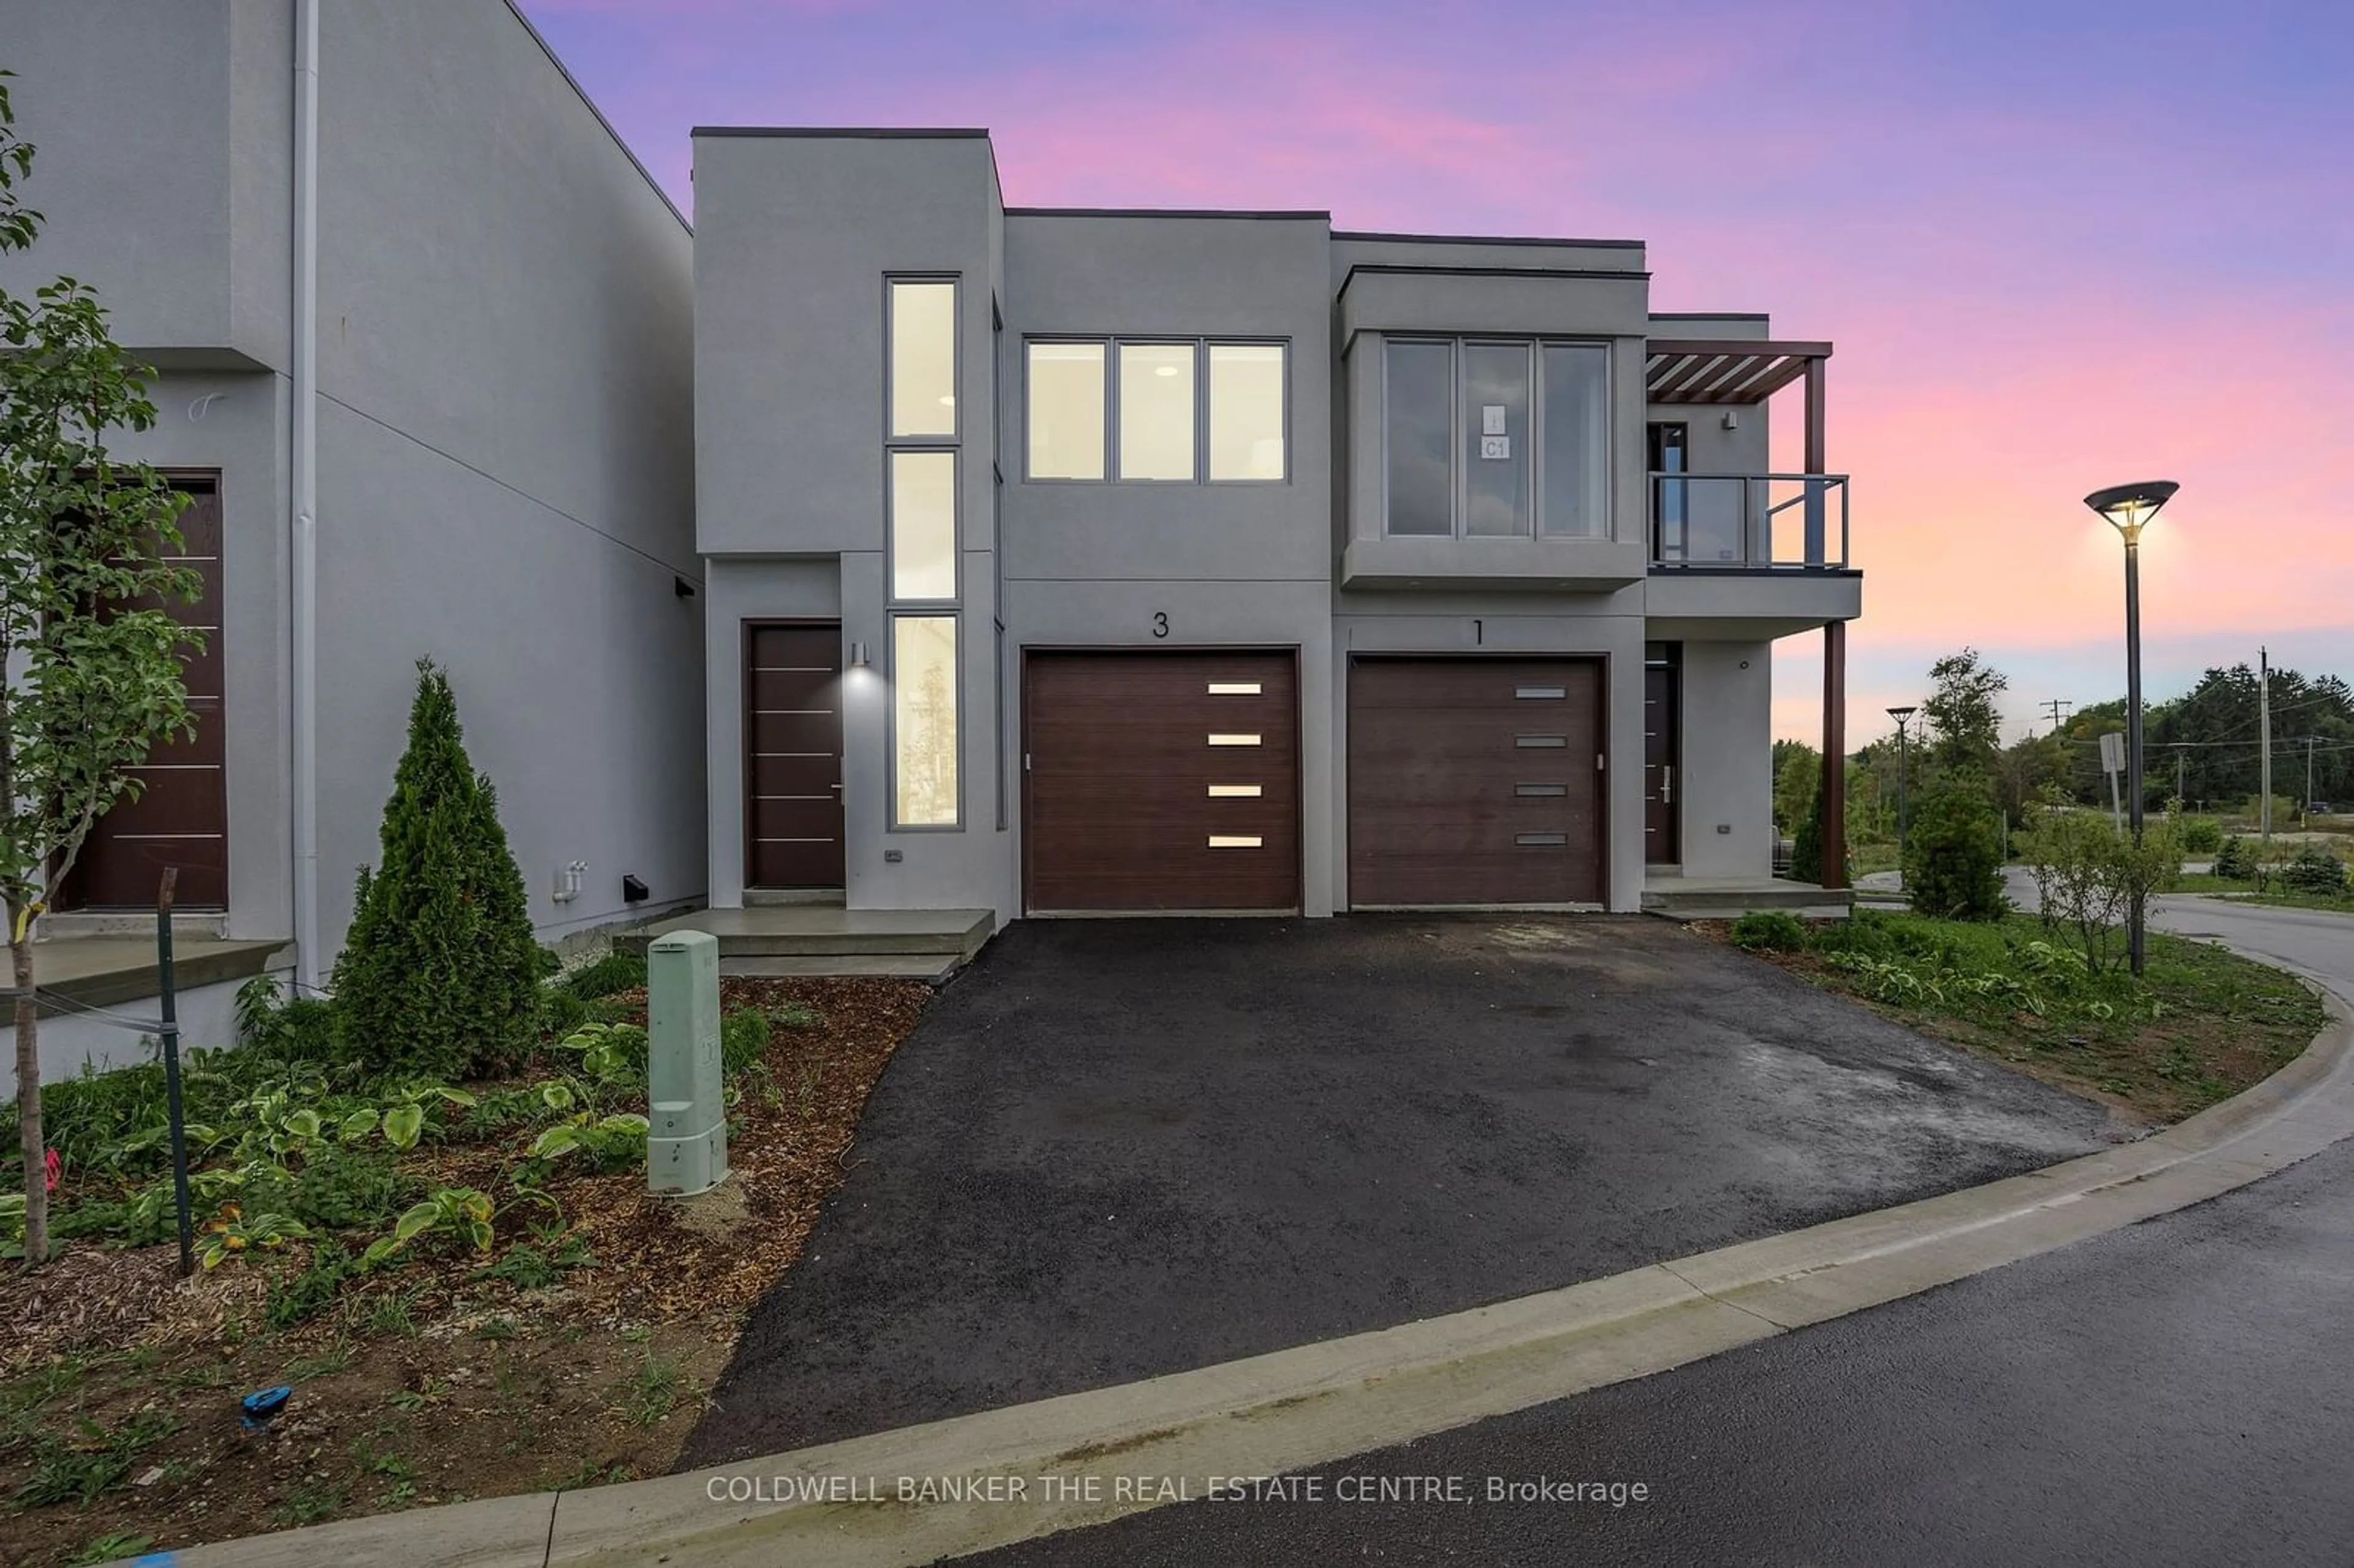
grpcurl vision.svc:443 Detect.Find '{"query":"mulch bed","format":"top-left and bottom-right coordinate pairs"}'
top-left (0, 975), bottom-right (930, 1567)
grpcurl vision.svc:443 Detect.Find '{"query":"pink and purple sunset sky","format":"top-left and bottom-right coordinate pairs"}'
top-left (519, 0), bottom-right (2352, 746)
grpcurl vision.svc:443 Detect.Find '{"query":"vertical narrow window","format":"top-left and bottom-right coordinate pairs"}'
top-left (893, 615), bottom-right (959, 826)
top-left (1027, 341), bottom-right (1106, 479)
top-left (1384, 340), bottom-right (1453, 537)
top-left (1543, 344), bottom-right (1610, 538)
top-left (888, 450), bottom-right (956, 601)
top-left (1118, 341), bottom-right (1196, 481)
top-left (1208, 343), bottom-right (1286, 480)
top-left (1463, 342), bottom-right (1532, 537)
top-left (888, 280), bottom-right (957, 439)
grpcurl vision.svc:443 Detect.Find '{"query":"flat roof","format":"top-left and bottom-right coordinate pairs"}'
top-left (1005, 206), bottom-right (1330, 221)
top-left (1334, 228), bottom-right (1644, 251)
top-left (691, 126), bottom-right (991, 140)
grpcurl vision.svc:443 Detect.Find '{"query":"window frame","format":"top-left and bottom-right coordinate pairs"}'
top-left (884, 275), bottom-right (961, 444)
top-left (886, 611), bottom-right (964, 831)
top-left (1022, 334), bottom-right (1291, 485)
top-left (1380, 334), bottom-right (1615, 541)
top-left (884, 447), bottom-right (961, 606)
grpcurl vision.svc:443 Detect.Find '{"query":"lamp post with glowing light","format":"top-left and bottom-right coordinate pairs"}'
top-left (2082, 479), bottom-right (2178, 978)
top-left (1886, 705), bottom-right (1917, 867)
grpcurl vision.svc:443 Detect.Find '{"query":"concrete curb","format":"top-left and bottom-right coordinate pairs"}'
top-left (165, 975), bottom-right (2354, 1568)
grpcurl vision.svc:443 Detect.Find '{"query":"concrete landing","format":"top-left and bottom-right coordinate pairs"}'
top-left (615, 907), bottom-right (995, 980)
top-left (1643, 876), bottom-right (1854, 920)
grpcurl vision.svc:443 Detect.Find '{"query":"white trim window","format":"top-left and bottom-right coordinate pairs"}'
top-left (1382, 337), bottom-right (1610, 539)
top-left (885, 275), bottom-right (963, 828)
top-left (1026, 337), bottom-right (1287, 484)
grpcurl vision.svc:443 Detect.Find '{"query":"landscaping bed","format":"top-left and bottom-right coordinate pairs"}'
top-left (0, 972), bottom-right (930, 1568)
top-left (1704, 910), bottom-right (2328, 1124)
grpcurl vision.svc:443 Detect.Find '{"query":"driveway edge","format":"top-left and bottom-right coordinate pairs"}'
top-left (168, 979), bottom-right (2354, 1568)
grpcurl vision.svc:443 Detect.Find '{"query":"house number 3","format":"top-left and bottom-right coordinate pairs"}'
top-left (1152, 612), bottom-right (1169, 638)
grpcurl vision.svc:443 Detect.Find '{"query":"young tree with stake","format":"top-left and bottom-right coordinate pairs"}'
top-left (1, 71), bottom-right (203, 1267)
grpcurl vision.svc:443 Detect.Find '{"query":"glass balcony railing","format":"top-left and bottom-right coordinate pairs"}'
top-left (1649, 473), bottom-right (1849, 569)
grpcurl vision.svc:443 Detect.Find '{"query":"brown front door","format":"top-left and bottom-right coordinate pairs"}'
top-left (59, 477), bottom-right (228, 911)
top-left (744, 623), bottom-right (845, 889)
top-left (1024, 650), bottom-right (1300, 913)
top-left (1644, 662), bottom-right (1680, 864)
top-left (1347, 657), bottom-right (1606, 907)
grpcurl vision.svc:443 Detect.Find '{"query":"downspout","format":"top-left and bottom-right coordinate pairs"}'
top-left (289, 0), bottom-right (321, 991)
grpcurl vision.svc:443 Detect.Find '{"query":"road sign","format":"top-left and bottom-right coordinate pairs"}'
top-left (2098, 729), bottom-right (2125, 775)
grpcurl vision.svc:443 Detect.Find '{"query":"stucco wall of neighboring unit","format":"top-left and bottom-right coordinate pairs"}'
top-left (0, 967), bottom-right (291, 1105)
top-left (0, 2), bottom-right (241, 357)
top-left (1675, 639), bottom-right (1776, 878)
top-left (314, 397), bottom-right (707, 954)
top-left (302, 0), bottom-right (703, 961)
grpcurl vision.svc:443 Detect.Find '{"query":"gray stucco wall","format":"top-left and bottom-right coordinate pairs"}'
top-left (305, 0), bottom-right (703, 952)
top-left (693, 131), bottom-right (1013, 918)
top-left (7, 0), bottom-right (701, 967)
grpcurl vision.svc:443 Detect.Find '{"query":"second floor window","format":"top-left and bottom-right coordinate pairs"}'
top-left (1383, 337), bottom-right (1610, 540)
top-left (1026, 337), bottom-right (1287, 484)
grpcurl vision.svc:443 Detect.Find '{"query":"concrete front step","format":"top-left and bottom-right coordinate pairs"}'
top-left (720, 953), bottom-right (962, 984)
top-left (1642, 880), bottom-right (1856, 921)
top-left (615, 907), bottom-right (996, 962)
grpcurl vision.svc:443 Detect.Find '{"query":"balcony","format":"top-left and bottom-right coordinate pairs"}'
top-left (1650, 473), bottom-right (1850, 571)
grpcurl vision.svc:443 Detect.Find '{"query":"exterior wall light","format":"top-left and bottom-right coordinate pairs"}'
top-left (850, 641), bottom-right (870, 668)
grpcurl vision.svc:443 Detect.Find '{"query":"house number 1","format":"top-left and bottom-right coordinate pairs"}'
top-left (1152, 612), bottom-right (1169, 638)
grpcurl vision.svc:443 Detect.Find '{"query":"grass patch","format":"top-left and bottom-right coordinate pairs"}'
top-left (1718, 910), bottom-right (2328, 1122)
top-left (2173, 873), bottom-right (2354, 915)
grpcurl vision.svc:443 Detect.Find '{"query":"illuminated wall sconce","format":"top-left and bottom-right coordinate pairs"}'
top-left (1720, 410), bottom-right (1740, 432)
top-left (849, 641), bottom-right (870, 668)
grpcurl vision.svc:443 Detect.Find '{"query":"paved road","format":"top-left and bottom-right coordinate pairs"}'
top-left (973, 898), bottom-right (2354, 1568)
top-left (680, 916), bottom-right (2113, 1467)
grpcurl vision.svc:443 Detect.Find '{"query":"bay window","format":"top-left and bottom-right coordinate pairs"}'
top-left (1382, 337), bottom-right (1612, 539)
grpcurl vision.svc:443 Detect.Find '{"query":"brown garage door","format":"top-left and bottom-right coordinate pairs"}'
top-left (59, 478), bottom-right (228, 911)
top-left (1348, 658), bottom-right (1605, 907)
top-left (1024, 650), bottom-right (1299, 912)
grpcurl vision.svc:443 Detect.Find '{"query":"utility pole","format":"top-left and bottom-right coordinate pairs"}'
top-left (2043, 698), bottom-right (2073, 732)
top-left (2307, 735), bottom-right (2318, 824)
top-left (2260, 647), bottom-right (2273, 848)
top-left (2174, 745), bottom-right (2187, 807)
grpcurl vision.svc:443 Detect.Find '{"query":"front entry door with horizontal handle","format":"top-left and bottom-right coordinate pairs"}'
top-left (1644, 663), bottom-right (1679, 864)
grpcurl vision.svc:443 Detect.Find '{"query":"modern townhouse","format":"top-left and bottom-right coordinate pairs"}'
top-left (2, 0), bottom-right (704, 1095)
top-left (687, 127), bottom-right (1858, 950)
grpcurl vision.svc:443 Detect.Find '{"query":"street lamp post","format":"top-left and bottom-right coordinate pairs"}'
top-left (1886, 705), bottom-right (1918, 869)
top-left (2082, 480), bottom-right (2179, 979)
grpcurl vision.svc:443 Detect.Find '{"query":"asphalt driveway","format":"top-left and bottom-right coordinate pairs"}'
top-left (681, 915), bottom-right (2118, 1467)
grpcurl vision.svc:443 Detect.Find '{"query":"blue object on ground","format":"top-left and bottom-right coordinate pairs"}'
top-left (240, 1385), bottom-right (292, 1431)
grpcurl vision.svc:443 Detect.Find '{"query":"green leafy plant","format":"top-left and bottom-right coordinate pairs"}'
top-left (553, 1021), bottom-right (646, 1088)
top-left (332, 661), bottom-right (543, 1083)
top-left (720, 1008), bottom-right (772, 1079)
top-left (2018, 805), bottom-right (2184, 975)
top-left (2176, 815), bottom-right (2223, 855)
top-left (66, 1532), bottom-right (157, 1567)
top-left (364, 1186), bottom-right (497, 1266)
top-left (2213, 834), bottom-right (2256, 880)
top-left (10, 1409), bottom-right (178, 1508)
top-left (562, 952), bottom-right (647, 1002)
top-left (526, 1113), bottom-right (649, 1176)
top-left (1729, 911), bottom-right (1808, 953)
top-left (2280, 847), bottom-right (2349, 897)
top-left (1, 74), bottom-right (207, 1270)
top-left (1901, 774), bottom-right (2009, 921)
top-left (197, 1204), bottom-right (311, 1270)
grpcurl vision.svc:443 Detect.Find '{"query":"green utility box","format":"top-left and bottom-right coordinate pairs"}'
top-left (646, 930), bottom-right (728, 1197)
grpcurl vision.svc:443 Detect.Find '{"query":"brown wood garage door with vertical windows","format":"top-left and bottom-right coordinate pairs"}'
top-left (60, 478), bottom-right (228, 911)
top-left (744, 623), bottom-right (846, 889)
top-left (1348, 657), bottom-right (1606, 907)
top-left (1024, 650), bottom-right (1300, 912)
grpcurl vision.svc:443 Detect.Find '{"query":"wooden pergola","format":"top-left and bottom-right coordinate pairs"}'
top-left (1647, 338), bottom-right (1848, 890)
